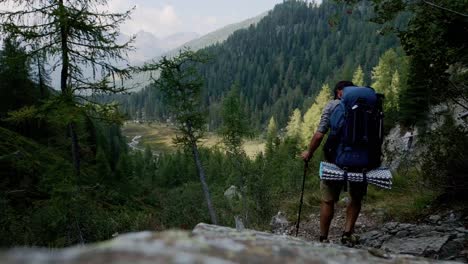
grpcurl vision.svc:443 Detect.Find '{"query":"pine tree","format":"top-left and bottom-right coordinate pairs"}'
top-left (220, 84), bottom-right (250, 225)
top-left (140, 49), bottom-right (218, 224)
top-left (301, 84), bottom-right (332, 145)
top-left (221, 85), bottom-right (250, 155)
top-left (96, 147), bottom-right (111, 182)
top-left (0, 0), bottom-right (134, 175)
top-left (352, 65), bottom-right (365, 86)
top-left (0, 38), bottom-right (38, 118)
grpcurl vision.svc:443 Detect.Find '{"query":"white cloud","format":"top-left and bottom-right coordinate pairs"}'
top-left (106, 1), bottom-right (183, 37)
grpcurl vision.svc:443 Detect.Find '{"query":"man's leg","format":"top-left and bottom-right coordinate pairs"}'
top-left (344, 197), bottom-right (362, 233)
top-left (342, 183), bottom-right (367, 245)
top-left (320, 200), bottom-right (334, 239)
top-left (319, 180), bottom-right (341, 241)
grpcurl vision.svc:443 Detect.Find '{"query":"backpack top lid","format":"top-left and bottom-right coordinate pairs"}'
top-left (341, 86), bottom-right (377, 107)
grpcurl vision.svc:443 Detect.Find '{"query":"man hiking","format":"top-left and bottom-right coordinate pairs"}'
top-left (301, 80), bottom-right (368, 245)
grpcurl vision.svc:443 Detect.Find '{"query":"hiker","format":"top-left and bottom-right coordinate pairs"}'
top-left (301, 80), bottom-right (367, 245)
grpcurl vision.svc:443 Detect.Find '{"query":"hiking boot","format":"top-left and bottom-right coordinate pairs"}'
top-left (319, 235), bottom-right (330, 243)
top-left (341, 232), bottom-right (360, 247)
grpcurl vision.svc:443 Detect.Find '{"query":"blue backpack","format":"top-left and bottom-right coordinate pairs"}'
top-left (324, 86), bottom-right (384, 171)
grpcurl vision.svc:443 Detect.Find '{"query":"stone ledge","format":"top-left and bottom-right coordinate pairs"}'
top-left (1, 223), bottom-right (462, 264)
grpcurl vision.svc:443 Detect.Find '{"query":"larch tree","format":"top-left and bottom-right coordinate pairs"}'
top-left (0, 0), bottom-right (134, 175)
top-left (371, 49), bottom-right (407, 113)
top-left (301, 84), bottom-right (332, 145)
top-left (390, 70), bottom-right (401, 111)
top-left (285, 108), bottom-right (302, 140)
top-left (352, 65), bottom-right (365, 86)
top-left (265, 116), bottom-right (278, 157)
top-left (141, 49), bottom-right (218, 225)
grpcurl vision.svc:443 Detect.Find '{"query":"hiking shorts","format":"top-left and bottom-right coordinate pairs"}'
top-left (320, 180), bottom-right (367, 203)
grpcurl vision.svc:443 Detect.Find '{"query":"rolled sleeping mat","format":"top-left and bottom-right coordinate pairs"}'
top-left (319, 162), bottom-right (392, 189)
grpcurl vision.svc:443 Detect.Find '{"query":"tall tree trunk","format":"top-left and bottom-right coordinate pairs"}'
top-left (233, 154), bottom-right (248, 227)
top-left (59, 0), bottom-right (69, 96)
top-left (69, 122), bottom-right (80, 176)
top-left (191, 141), bottom-right (218, 225)
top-left (239, 165), bottom-right (248, 227)
top-left (37, 58), bottom-right (45, 98)
top-left (59, 0), bottom-right (80, 176)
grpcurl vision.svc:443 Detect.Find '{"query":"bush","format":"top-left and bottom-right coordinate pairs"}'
top-left (420, 115), bottom-right (468, 202)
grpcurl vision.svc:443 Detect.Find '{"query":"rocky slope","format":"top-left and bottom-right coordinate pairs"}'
top-left (1, 223), bottom-right (462, 264)
top-left (360, 211), bottom-right (468, 262)
top-left (271, 207), bottom-right (467, 263)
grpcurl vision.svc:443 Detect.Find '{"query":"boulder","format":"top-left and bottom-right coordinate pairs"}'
top-left (224, 185), bottom-right (241, 201)
top-left (361, 221), bottom-right (467, 261)
top-left (1, 223), bottom-right (459, 264)
top-left (270, 211), bottom-right (289, 235)
top-left (381, 235), bottom-right (451, 256)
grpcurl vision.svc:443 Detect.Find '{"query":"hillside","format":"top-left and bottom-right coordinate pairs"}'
top-left (163, 12), bottom-right (268, 58)
top-left (123, 12), bottom-right (268, 91)
top-left (119, 0), bottom-right (402, 129)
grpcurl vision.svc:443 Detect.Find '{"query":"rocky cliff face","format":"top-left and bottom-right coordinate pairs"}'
top-left (1, 223), bottom-right (462, 264)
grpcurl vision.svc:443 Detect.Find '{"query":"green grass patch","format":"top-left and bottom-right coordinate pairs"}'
top-left (366, 169), bottom-right (439, 222)
top-left (122, 122), bottom-right (264, 157)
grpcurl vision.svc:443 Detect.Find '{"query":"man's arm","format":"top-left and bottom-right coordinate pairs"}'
top-left (301, 132), bottom-right (325, 162)
top-left (301, 100), bottom-right (338, 162)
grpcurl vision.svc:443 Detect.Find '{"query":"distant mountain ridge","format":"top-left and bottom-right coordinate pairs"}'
top-left (126, 12), bottom-right (269, 90)
top-left (120, 0), bottom-right (402, 129)
top-left (50, 31), bottom-right (199, 89)
top-left (126, 31), bottom-right (200, 65)
top-left (162, 12), bottom-right (268, 58)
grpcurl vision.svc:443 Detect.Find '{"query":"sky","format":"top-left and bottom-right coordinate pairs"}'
top-left (107, 0), bottom-right (285, 37)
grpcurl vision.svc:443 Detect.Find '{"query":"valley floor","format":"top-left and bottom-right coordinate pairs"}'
top-left (122, 121), bottom-right (265, 157)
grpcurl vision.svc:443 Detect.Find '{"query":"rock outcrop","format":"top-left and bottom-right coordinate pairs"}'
top-left (360, 212), bottom-right (468, 262)
top-left (1, 223), bottom-right (462, 264)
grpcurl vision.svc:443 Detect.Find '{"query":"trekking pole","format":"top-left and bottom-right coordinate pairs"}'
top-left (295, 161), bottom-right (308, 237)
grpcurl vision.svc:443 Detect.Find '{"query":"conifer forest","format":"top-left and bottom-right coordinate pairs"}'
top-left (0, 0), bottom-right (466, 248)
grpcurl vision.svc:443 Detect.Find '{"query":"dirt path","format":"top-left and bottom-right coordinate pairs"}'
top-left (289, 203), bottom-right (381, 242)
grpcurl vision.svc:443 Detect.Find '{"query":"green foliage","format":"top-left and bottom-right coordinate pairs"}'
top-left (0, 38), bottom-right (40, 119)
top-left (220, 84), bottom-right (250, 154)
top-left (266, 116), bottom-right (279, 156)
top-left (371, 49), bottom-right (407, 111)
top-left (118, 0), bottom-right (400, 129)
top-left (3, 0), bottom-right (464, 249)
top-left (301, 84), bottom-right (332, 145)
top-left (419, 116), bottom-right (468, 201)
top-left (366, 168), bottom-right (438, 222)
top-left (0, 125), bottom-right (152, 247)
top-left (286, 109), bottom-right (302, 140)
top-left (352, 65), bottom-right (365, 86)
top-left (339, 0), bottom-right (468, 126)
top-left (0, 0), bottom-right (134, 96)
top-left (142, 49), bottom-right (209, 147)
top-left (140, 49), bottom-right (218, 224)
top-left (371, 48), bottom-right (409, 129)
